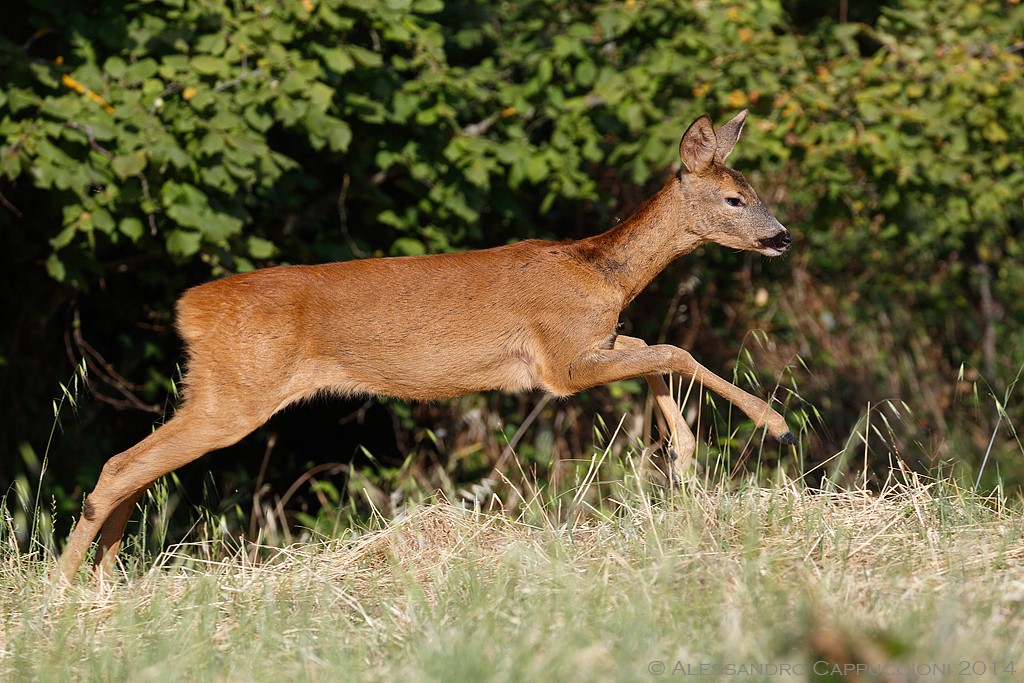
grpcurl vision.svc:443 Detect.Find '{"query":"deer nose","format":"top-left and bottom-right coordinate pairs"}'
top-left (757, 229), bottom-right (792, 251)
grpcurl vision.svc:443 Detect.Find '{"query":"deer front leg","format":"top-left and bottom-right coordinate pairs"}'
top-left (564, 343), bottom-right (795, 445)
top-left (612, 336), bottom-right (696, 481)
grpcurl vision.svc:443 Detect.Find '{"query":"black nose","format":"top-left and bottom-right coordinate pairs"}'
top-left (758, 230), bottom-right (792, 251)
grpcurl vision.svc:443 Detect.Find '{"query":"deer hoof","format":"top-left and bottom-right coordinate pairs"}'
top-left (778, 432), bottom-right (798, 446)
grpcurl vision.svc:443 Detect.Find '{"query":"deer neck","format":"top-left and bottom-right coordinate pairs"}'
top-left (574, 181), bottom-right (703, 306)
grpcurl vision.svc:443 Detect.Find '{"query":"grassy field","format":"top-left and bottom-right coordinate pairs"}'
top-left (2, 466), bottom-right (1023, 682)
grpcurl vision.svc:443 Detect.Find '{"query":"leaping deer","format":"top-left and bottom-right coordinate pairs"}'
top-left (56, 110), bottom-right (796, 581)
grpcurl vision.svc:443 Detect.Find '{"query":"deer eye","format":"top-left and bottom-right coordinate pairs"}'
top-left (725, 196), bottom-right (744, 208)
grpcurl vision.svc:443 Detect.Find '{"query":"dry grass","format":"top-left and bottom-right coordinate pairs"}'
top-left (2, 469), bottom-right (1023, 682)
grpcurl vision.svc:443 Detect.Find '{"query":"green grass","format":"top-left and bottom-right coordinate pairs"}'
top-left (2, 468), bottom-right (1023, 682)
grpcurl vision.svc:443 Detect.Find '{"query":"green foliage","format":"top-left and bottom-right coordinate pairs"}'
top-left (1, 0), bottom-right (441, 280)
top-left (0, 0), bottom-right (816, 281)
top-left (776, 1), bottom-right (1024, 322)
top-left (5, 0), bottom-right (1021, 281)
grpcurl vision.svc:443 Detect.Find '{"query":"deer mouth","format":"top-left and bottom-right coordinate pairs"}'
top-left (757, 230), bottom-right (792, 255)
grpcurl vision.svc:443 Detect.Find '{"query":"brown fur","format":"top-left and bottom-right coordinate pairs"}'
top-left (55, 110), bottom-right (795, 581)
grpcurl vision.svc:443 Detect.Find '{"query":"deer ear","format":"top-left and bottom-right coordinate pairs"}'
top-left (714, 109), bottom-right (748, 163)
top-left (679, 115), bottom-right (717, 174)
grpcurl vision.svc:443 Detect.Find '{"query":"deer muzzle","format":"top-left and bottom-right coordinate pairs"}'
top-left (757, 229), bottom-right (792, 253)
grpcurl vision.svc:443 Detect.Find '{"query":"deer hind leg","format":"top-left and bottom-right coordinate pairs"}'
top-left (92, 488), bottom-right (149, 579)
top-left (613, 336), bottom-right (696, 483)
top-left (647, 375), bottom-right (697, 485)
top-left (55, 404), bottom-right (267, 582)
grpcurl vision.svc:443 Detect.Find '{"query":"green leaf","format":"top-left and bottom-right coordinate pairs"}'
top-left (119, 217), bottom-right (144, 241)
top-left (307, 83), bottom-right (334, 111)
top-left (316, 47), bottom-right (355, 74)
top-left (195, 33), bottom-right (227, 55)
top-left (244, 105), bottom-right (274, 131)
top-left (163, 181), bottom-right (212, 231)
top-left (46, 253), bottom-right (66, 282)
top-left (162, 181), bottom-right (206, 209)
top-left (103, 56), bottom-right (127, 79)
top-left (79, 117), bottom-right (117, 141)
top-left (465, 161), bottom-right (490, 188)
top-left (198, 133), bottom-right (225, 156)
top-left (347, 45), bottom-right (383, 67)
top-left (166, 202), bottom-right (205, 230)
top-left (92, 208), bottom-right (116, 234)
top-left (50, 223), bottom-right (78, 249)
top-left (983, 121), bottom-right (1009, 143)
top-left (111, 150), bottom-right (148, 179)
top-left (833, 24), bottom-right (862, 56)
top-left (391, 237), bottom-right (426, 256)
top-left (525, 155), bottom-right (548, 183)
top-left (5, 87), bottom-right (37, 113)
top-left (123, 58), bottom-right (159, 82)
top-left (200, 165), bottom-right (237, 192)
top-left (191, 55), bottom-right (225, 76)
top-left (575, 61), bottom-right (597, 87)
top-left (280, 72), bottom-right (308, 94)
top-left (166, 229), bottom-right (202, 256)
top-left (247, 236), bottom-right (276, 259)
top-left (40, 96), bottom-right (83, 120)
top-left (324, 118), bottom-right (352, 152)
top-left (29, 63), bottom-right (60, 89)
top-left (202, 210), bottom-right (244, 243)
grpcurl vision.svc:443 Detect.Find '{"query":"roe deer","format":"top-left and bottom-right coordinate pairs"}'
top-left (56, 110), bottom-right (796, 581)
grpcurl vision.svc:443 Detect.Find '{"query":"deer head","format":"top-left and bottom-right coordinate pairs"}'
top-left (677, 110), bottom-right (792, 256)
